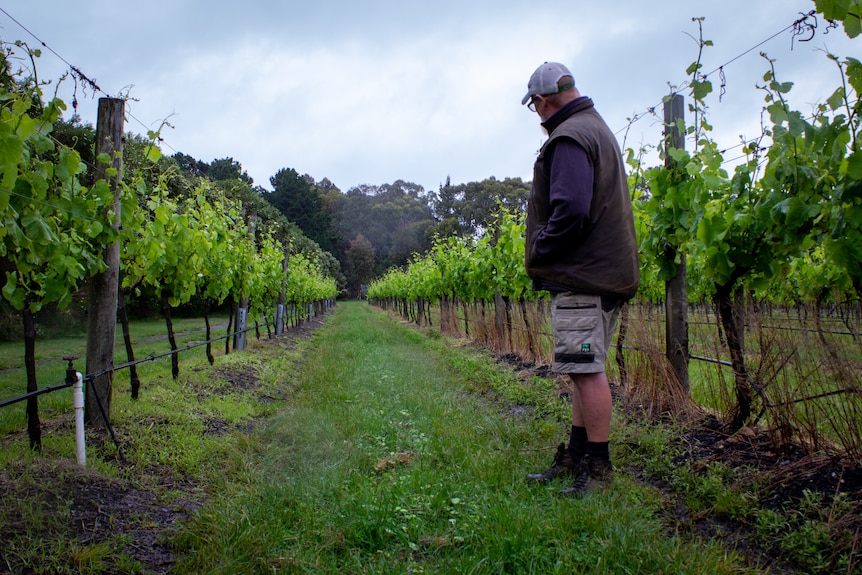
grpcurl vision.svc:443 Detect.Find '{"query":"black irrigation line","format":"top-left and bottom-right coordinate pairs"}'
top-left (0, 379), bottom-right (76, 409)
top-left (0, 316), bottom-right (303, 459)
top-left (686, 320), bottom-right (858, 338)
top-left (0, 327), bottom-right (246, 410)
top-left (84, 326), bottom-right (242, 383)
top-left (689, 353), bottom-right (732, 367)
top-left (404, 301), bottom-right (862, 375)
top-left (416, 306), bottom-right (740, 367)
top-left (385, 300), bottom-right (862, 417)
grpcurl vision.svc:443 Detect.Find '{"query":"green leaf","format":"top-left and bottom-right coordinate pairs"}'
top-left (787, 111), bottom-right (809, 137)
top-left (846, 57), bottom-right (862, 94)
top-left (14, 113), bottom-right (36, 140)
top-left (2, 271), bottom-right (25, 310)
top-left (767, 102), bottom-right (789, 125)
top-left (84, 221), bottom-right (105, 238)
top-left (769, 80), bottom-right (793, 94)
top-left (846, 150), bottom-right (862, 179)
top-left (815, 0), bottom-right (847, 21)
top-left (826, 87), bottom-right (845, 111)
top-left (697, 211), bottom-right (727, 246)
top-left (844, 10), bottom-right (861, 37)
top-left (691, 79), bottom-right (712, 101)
top-left (146, 145), bottom-right (162, 163)
top-left (21, 212), bottom-right (55, 245)
top-left (0, 135), bottom-right (23, 191)
top-left (668, 147), bottom-right (690, 165)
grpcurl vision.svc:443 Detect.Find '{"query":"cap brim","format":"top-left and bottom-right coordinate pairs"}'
top-left (521, 92), bottom-right (532, 106)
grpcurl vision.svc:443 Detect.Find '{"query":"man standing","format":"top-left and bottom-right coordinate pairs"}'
top-left (521, 62), bottom-right (639, 496)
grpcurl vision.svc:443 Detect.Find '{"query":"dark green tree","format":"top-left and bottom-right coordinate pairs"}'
top-left (343, 233), bottom-right (376, 298)
top-left (428, 176), bottom-right (529, 237)
top-left (265, 168), bottom-right (337, 253)
top-left (335, 180), bottom-right (435, 273)
top-left (171, 152), bottom-right (207, 177)
top-left (208, 157), bottom-right (253, 184)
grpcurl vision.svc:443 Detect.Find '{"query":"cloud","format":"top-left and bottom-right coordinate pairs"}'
top-left (3, 0), bottom-right (858, 193)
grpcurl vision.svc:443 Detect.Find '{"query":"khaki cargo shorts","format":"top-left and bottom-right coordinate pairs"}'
top-left (551, 292), bottom-right (622, 374)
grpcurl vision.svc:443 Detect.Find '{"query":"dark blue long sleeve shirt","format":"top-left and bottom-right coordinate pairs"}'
top-left (532, 138), bottom-right (594, 264)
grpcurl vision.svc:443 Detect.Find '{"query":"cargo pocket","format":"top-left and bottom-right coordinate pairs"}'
top-left (553, 298), bottom-right (599, 364)
top-left (555, 305), bottom-right (599, 332)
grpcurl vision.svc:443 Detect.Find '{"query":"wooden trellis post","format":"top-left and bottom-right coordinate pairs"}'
top-left (85, 97), bottom-right (124, 427)
top-left (664, 93), bottom-right (690, 390)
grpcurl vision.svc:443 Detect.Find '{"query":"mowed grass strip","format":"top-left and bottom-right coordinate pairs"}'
top-left (171, 301), bottom-right (750, 574)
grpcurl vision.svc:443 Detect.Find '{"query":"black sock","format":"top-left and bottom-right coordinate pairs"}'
top-left (585, 441), bottom-right (610, 463)
top-left (567, 426), bottom-right (588, 458)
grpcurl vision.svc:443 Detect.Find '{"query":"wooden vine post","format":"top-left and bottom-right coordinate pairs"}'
top-left (236, 209), bottom-right (256, 351)
top-left (276, 246), bottom-right (288, 335)
top-left (85, 98), bottom-right (124, 427)
top-left (664, 94), bottom-right (690, 390)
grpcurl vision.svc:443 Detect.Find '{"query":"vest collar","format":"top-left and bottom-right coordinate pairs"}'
top-left (541, 96), bottom-right (594, 134)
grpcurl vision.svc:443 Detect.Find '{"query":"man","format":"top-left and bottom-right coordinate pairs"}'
top-left (521, 62), bottom-right (639, 497)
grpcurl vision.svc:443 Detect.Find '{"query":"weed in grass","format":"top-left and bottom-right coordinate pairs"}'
top-left (780, 520), bottom-right (833, 573)
top-left (67, 541), bottom-right (118, 573)
top-left (614, 413), bottom-right (682, 481)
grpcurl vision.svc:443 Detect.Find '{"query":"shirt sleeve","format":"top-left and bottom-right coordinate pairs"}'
top-left (533, 138), bottom-right (594, 263)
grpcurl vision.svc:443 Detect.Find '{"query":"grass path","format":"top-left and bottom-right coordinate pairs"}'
top-left (171, 302), bottom-right (750, 574)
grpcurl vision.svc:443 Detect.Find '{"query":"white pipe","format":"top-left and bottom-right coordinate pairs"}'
top-left (276, 304), bottom-right (285, 335)
top-left (73, 372), bottom-right (86, 466)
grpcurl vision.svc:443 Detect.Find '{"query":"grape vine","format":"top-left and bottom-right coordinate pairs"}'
top-left (1, 43), bottom-right (339, 443)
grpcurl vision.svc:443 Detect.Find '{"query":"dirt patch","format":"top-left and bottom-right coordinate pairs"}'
top-left (0, 458), bottom-right (188, 573)
top-left (209, 364), bottom-right (261, 393)
top-left (649, 414), bottom-right (862, 573)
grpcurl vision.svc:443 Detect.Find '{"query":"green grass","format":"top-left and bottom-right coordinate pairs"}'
top-left (170, 303), bottom-right (748, 574)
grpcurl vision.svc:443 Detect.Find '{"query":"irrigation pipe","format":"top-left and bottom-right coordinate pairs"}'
top-left (0, 380), bottom-right (74, 409)
top-left (0, 311), bottom-right (331, 467)
top-left (73, 371), bottom-right (85, 466)
top-left (0, 319), bottom-right (293, 411)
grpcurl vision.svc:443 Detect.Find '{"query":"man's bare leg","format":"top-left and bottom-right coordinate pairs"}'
top-left (569, 372), bottom-right (611, 442)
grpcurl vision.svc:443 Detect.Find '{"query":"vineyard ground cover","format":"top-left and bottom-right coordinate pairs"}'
top-left (0, 312), bottom-right (324, 574)
top-left (165, 302), bottom-right (751, 574)
top-left (448, 315), bottom-right (862, 574)
top-left (492, 347), bottom-right (862, 566)
top-left (0, 302), bottom-right (859, 573)
top-left (381, 297), bottom-right (862, 571)
top-left (0, 315), bottom-right (231, 438)
top-left (410, 298), bottom-right (862, 459)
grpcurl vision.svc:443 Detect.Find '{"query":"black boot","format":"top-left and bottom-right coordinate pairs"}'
top-left (526, 443), bottom-right (582, 483)
top-left (558, 455), bottom-right (614, 497)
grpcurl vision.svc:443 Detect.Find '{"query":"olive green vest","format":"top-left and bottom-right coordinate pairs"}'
top-left (525, 100), bottom-right (640, 298)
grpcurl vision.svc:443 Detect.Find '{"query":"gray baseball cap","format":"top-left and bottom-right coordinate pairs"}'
top-left (521, 62), bottom-right (575, 105)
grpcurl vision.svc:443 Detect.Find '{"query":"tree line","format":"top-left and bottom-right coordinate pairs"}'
top-left (264, 172), bottom-right (531, 298)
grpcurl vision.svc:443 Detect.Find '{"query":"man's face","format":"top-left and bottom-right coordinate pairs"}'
top-left (529, 95), bottom-right (552, 122)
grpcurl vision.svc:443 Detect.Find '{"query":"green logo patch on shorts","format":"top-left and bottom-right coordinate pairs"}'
top-left (581, 343), bottom-right (591, 353)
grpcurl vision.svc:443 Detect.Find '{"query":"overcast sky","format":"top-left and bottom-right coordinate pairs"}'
top-left (1, 1), bottom-right (858, 194)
